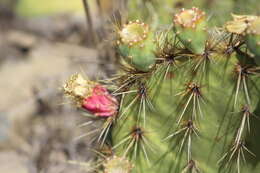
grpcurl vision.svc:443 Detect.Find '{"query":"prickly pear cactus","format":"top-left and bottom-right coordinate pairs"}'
top-left (63, 7), bottom-right (260, 173)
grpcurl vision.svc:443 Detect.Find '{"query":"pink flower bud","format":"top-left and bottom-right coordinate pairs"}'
top-left (82, 85), bottom-right (118, 117)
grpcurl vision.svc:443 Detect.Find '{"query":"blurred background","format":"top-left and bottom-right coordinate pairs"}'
top-left (0, 0), bottom-right (259, 173)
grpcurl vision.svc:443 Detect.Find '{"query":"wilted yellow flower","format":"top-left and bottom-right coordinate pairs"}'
top-left (63, 73), bottom-right (96, 106)
top-left (225, 14), bottom-right (258, 34)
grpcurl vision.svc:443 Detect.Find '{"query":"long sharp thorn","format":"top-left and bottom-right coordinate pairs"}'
top-left (137, 96), bottom-right (144, 123)
top-left (243, 145), bottom-right (256, 157)
top-left (101, 123), bottom-right (112, 146)
top-left (112, 136), bottom-right (131, 150)
top-left (197, 96), bottom-right (204, 118)
top-left (179, 129), bottom-right (189, 153)
top-left (113, 90), bottom-right (138, 96)
top-left (237, 150), bottom-right (241, 173)
top-left (134, 139), bottom-right (138, 159)
top-left (242, 77), bottom-right (251, 105)
top-left (247, 115), bottom-right (250, 133)
top-left (141, 142), bottom-right (150, 165)
top-left (143, 98), bottom-right (146, 127)
top-left (74, 129), bottom-right (100, 141)
top-left (124, 138), bottom-right (135, 157)
top-left (146, 98), bottom-right (155, 111)
top-left (177, 94), bottom-right (193, 124)
top-left (218, 152), bottom-right (228, 164)
top-left (192, 95), bottom-right (197, 121)
top-left (112, 78), bottom-right (135, 94)
top-left (163, 127), bottom-right (187, 141)
top-left (142, 136), bottom-right (155, 153)
top-left (241, 148), bottom-right (246, 163)
top-left (234, 72), bottom-right (242, 107)
top-left (188, 133), bottom-right (192, 161)
top-left (119, 95), bottom-right (138, 119)
top-left (164, 63), bottom-right (171, 80)
top-left (77, 121), bottom-right (93, 128)
top-left (235, 115), bottom-right (246, 145)
top-left (228, 147), bottom-right (238, 164)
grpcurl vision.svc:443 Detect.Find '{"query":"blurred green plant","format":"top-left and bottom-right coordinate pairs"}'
top-left (16, 0), bottom-right (84, 17)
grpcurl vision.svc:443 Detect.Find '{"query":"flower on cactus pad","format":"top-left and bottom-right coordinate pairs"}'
top-left (173, 7), bottom-right (205, 28)
top-left (63, 74), bottom-right (118, 117)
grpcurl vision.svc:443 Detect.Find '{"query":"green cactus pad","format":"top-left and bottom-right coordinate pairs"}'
top-left (64, 8), bottom-right (260, 173)
top-left (110, 13), bottom-right (260, 173)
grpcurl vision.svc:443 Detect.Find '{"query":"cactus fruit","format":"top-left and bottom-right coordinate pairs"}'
top-left (63, 8), bottom-right (260, 173)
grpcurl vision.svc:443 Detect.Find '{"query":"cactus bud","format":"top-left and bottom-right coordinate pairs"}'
top-left (117, 20), bottom-right (155, 72)
top-left (173, 7), bottom-right (205, 28)
top-left (103, 156), bottom-right (133, 173)
top-left (63, 74), bottom-right (118, 117)
top-left (173, 7), bottom-right (207, 54)
top-left (119, 20), bottom-right (149, 46)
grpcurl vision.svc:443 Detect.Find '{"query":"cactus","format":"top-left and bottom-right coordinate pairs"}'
top-left (63, 7), bottom-right (260, 173)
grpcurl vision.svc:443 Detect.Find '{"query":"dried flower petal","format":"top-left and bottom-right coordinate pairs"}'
top-left (63, 74), bottom-right (94, 98)
top-left (225, 14), bottom-right (258, 34)
top-left (226, 20), bottom-right (248, 34)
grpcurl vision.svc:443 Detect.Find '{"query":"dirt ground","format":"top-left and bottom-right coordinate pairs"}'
top-left (0, 2), bottom-right (119, 172)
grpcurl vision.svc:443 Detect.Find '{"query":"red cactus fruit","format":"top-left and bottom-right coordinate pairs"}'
top-left (63, 74), bottom-right (118, 117)
top-left (82, 85), bottom-right (118, 117)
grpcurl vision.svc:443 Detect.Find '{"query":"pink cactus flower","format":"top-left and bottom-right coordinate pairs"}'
top-left (82, 85), bottom-right (118, 117)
